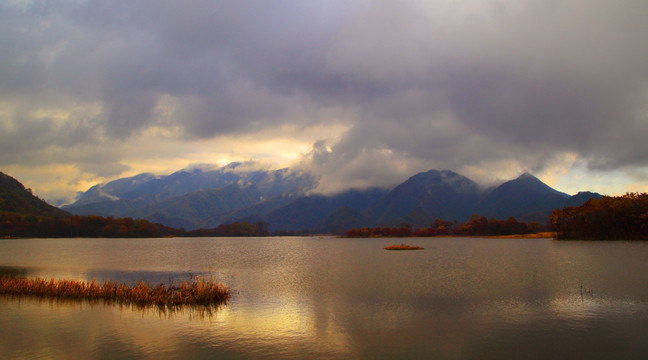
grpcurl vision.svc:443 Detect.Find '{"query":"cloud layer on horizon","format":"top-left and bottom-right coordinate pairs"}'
top-left (2, 0), bottom-right (648, 203)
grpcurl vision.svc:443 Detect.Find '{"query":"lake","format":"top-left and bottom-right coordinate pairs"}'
top-left (1, 237), bottom-right (648, 359)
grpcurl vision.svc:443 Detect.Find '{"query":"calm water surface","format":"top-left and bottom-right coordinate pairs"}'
top-left (1, 237), bottom-right (648, 359)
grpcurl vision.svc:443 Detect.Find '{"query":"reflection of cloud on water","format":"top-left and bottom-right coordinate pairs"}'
top-left (0, 294), bottom-right (353, 359)
top-left (215, 298), bottom-right (353, 358)
top-left (0, 296), bottom-right (139, 359)
top-left (547, 296), bottom-right (648, 323)
top-left (84, 269), bottom-right (210, 285)
top-left (467, 295), bottom-right (648, 332)
top-left (0, 266), bottom-right (92, 283)
top-left (4, 283), bottom-right (648, 359)
top-left (0, 266), bottom-right (30, 277)
top-left (0, 295), bottom-right (229, 358)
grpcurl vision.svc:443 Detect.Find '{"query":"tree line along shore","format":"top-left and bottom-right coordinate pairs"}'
top-left (0, 213), bottom-right (270, 238)
top-left (345, 192), bottom-right (647, 240)
top-left (550, 192), bottom-right (648, 240)
top-left (1, 193), bottom-right (647, 241)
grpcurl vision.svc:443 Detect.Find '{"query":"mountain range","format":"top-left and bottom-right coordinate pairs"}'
top-left (61, 164), bottom-right (603, 233)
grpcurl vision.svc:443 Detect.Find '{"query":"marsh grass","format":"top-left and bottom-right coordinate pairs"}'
top-left (384, 244), bottom-right (424, 250)
top-left (0, 275), bottom-right (231, 308)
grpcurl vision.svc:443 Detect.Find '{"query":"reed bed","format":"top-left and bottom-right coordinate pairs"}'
top-left (0, 275), bottom-right (231, 307)
top-left (384, 244), bottom-right (424, 250)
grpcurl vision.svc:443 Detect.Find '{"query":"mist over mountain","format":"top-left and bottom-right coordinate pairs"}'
top-left (62, 163), bottom-right (602, 233)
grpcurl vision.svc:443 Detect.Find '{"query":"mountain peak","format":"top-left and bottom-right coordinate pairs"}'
top-left (475, 171), bottom-right (569, 221)
top-left (373, 169), bottom-right (482, 226)
top-left (60, 165), bottom-right (589, 232)
top-left (517, 172), bottom-right (538, 180)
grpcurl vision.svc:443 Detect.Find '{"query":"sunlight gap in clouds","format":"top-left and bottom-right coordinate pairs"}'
top-left (3, 120), bottom-right (352, 205)
top-left (127, 121), bottom-right (351, 171)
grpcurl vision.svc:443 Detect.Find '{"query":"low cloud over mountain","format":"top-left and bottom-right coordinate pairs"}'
top-left (63, 164), bottom-right (601, 233)
top-left (1, 1), bottom-right (647, 203)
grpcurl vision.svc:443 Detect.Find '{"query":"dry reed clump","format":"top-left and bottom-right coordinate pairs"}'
top-left (0, 275), bottom-right (231, 306)
top-left (384, 244), bottom-right (424, 250)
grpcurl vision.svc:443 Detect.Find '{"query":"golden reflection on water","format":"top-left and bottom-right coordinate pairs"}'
top-left (218, 301), bottom-right (353, 357)
top-left (0, 293), bottom-right (355, 358)
top-left (0, 295), bottom-right (227, 358)
top-left (3, 288), bottom-right (648, 359)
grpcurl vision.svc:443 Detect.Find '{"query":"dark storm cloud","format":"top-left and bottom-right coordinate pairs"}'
top-left (2, 0), bottom-right (648, 189)
top-left (310, 0), bottom-right (648, 182)
top-left (61, 0), bottom-right (359, 138)
top-left (1, 0), bottom-right (350, 140)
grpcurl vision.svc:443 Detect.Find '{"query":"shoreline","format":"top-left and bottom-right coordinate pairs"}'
top-left (483, 232), bottom-right (555, 239)
top-left (344, 232), bottom-right (556, 239)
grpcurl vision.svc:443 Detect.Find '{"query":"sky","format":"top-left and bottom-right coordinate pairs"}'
top-left (2, 0), bottom-right (648, 206)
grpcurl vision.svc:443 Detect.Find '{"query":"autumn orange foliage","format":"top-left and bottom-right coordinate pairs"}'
top-left (550, 192), bottom-right (648, 240)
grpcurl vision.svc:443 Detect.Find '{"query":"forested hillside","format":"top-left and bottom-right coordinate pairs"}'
top-left (0, 172), bottom-right (70, 218)
top-left (550, 193), bottom-right (648, 240)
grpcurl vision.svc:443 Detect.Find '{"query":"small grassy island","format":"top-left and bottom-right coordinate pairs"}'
top-left (384, 244), bottom-right (424, 250)
top-left (0, 276), bottom-right (231, 307)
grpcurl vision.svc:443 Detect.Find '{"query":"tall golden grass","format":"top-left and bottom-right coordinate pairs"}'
top-left (383, 244), bottom-right (424, 250)
top-left (0, 275), bottom-right (231, 307)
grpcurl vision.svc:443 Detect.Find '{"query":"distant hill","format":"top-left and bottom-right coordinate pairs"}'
top-left (63, 165), bottom-right (603, 233)
top-left (0, 172), bottom-right (70, 218)
top-left (564, 191), bottom-right (604, 207)
top-left (316, 207), bottom-right (369, 234)
top-left (135, 183), bottom-right (263, 229)
top-left (474, 172), bottom-right (570, 222)
top-left (261, 188), bottom-right (387, 232)
top-left (370, 170), bottom-right (482, 228)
